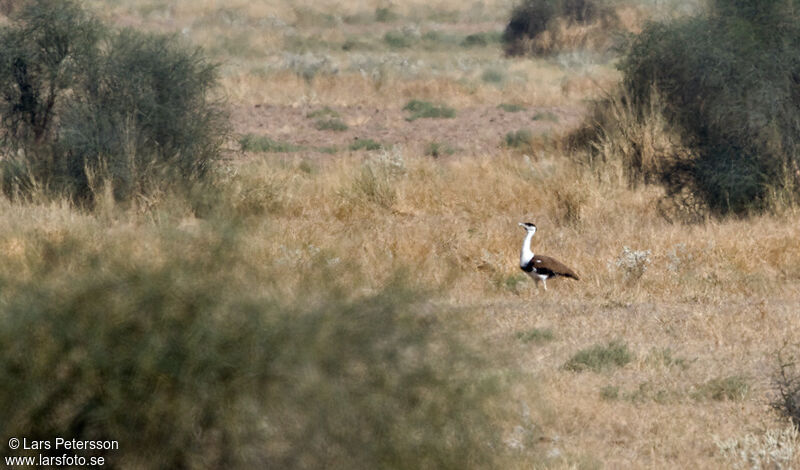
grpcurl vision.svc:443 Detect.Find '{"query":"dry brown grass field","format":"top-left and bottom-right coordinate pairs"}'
top-left (4, 0), bottom-right (800, 468)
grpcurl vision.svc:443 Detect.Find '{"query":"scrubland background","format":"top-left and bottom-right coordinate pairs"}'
top-left (1, 0), bottom-right (799, 468)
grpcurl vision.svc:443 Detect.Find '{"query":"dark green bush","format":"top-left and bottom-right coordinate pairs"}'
top-left (0, 228), bottom-right (501, 468)
top-left (503, 0), bottom-right (556, 55)
top-left (0, 0), bottom-right (227, 202)
top-left (502, 0), bottom-right (615, 55)
top-left (617, 0), bottom-right (800, 214)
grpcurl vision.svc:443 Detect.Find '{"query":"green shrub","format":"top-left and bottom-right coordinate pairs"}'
top-left (503, 0), bottom-right (556, 55)
top-left (564, 340), bottom-right (633, 372)
top-left (617, 0), bottom-right (800, 214)
top-left (0, 227), bottom-right (501, 468)
top-left (403, 100), bottom-right (456, 121)
top-left (502, 0), bottom-right (616, 55)
top-left (0, 0), bottom-right (227, 203)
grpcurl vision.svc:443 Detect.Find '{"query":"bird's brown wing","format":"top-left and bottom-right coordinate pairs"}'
top-left (532, 255), bottom-right (580, 280)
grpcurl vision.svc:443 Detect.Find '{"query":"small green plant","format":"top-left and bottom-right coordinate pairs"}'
top-left (375, 6), bottom-right (399, 22)
top-left (532, 111), bottom-right (559, 122)
top-left (504, 129), bottom-right (534, 149)
top-left (315, 117), bottom-right (349, 132)
top-left (425, 141), bottom-right (456, 158)
top-left (317, 146), bottom-right (339, 154)
top-left (516, 328), bottom-right (555, 344)
top-left (481, 67), bottom-right (506, 84)
top-left (403, 100), bottom-right (456, 121)
top-left (564, 340), bottom-right (633, 372)
top-left (693, 375), bottom-right (750, 401)
top-left (600, 385), bottom-right (620, 400)
top-left (462, 31), bottom-right (502, 47)
top-left (240, 134), bottom-right (302, 153)
top-left (384, 30), bottom-right (416, 48)
top-left (307, 106), bottom-right (340, 119)
top-left (498, 103), bottom-right (526, 113)
top-left (350, 138), bottom-right (383, 151)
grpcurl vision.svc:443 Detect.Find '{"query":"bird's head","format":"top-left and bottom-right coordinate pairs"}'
top-left (518, 222), bottom-right (537, 234)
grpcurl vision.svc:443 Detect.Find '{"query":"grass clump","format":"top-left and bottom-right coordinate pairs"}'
top-left (693, 375), bottom-right (750, 401)
top-left (375, 6), bottom-right (399, 22)
top-left (306, 106), bottom-right (340, 119)
top-left (564, 340), bottom-right (633, 372)
top-left (384, 30), bottom-right (417, 49)
top-left (600, 385), bottom-right (620, 400)
top-left (481, 67), bottom-right (506, 84)
top-left (516, 328), bottom-right (555, 344)
top-left (350, 138), bottom-right (383, 151)
top-left (504, 129), bottom-right (534, 150)
top-left (498, 103), bottom-right (526, 113)
top-left (425, 141), bottom-right (456, 158)
top-left (612, 0), bottom-right (800, 214)
top-left (462, 31), bottom-right (502, 47)
top-left (0, 0), bottom-right (227, 203)
top-left (403, 100), bottom-right (456, 121)
top-left (532, 111), bottom-right (559, 122)
top-left (240, 134), bottom-right (302, 153)
top-left (314, 117), bottom-right (349, 132)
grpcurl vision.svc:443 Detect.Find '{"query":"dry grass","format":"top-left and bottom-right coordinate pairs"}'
top-left (4, 0), bottom-right (800, 467)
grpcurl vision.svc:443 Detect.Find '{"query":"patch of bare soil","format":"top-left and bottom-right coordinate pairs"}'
top-left (230, 103), bottom-right (584, 156)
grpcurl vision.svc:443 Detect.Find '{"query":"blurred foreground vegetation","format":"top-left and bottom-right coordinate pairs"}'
top-left (0, 202), bottom-right (503, 468)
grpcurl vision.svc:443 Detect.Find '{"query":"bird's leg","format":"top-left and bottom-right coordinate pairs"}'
top-left (542, 278), bottom-right (547, 291)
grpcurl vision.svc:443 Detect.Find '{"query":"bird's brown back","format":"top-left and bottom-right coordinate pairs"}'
top-left (532, 254), bottom-right (580, 280)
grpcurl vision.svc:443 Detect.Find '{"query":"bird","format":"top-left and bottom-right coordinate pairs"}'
top-left (518, 222), bottom-right (579, 290)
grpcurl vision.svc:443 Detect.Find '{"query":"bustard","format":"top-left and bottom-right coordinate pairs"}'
top-left (518, 222), bottom-right (579, 290)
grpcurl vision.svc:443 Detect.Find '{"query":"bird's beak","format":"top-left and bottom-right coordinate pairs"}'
top-left (518, 223), bottom-right (525, 228)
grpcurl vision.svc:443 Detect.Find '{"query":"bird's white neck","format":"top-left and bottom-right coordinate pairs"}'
top-left (520, 230), bottom-right (535, 267)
